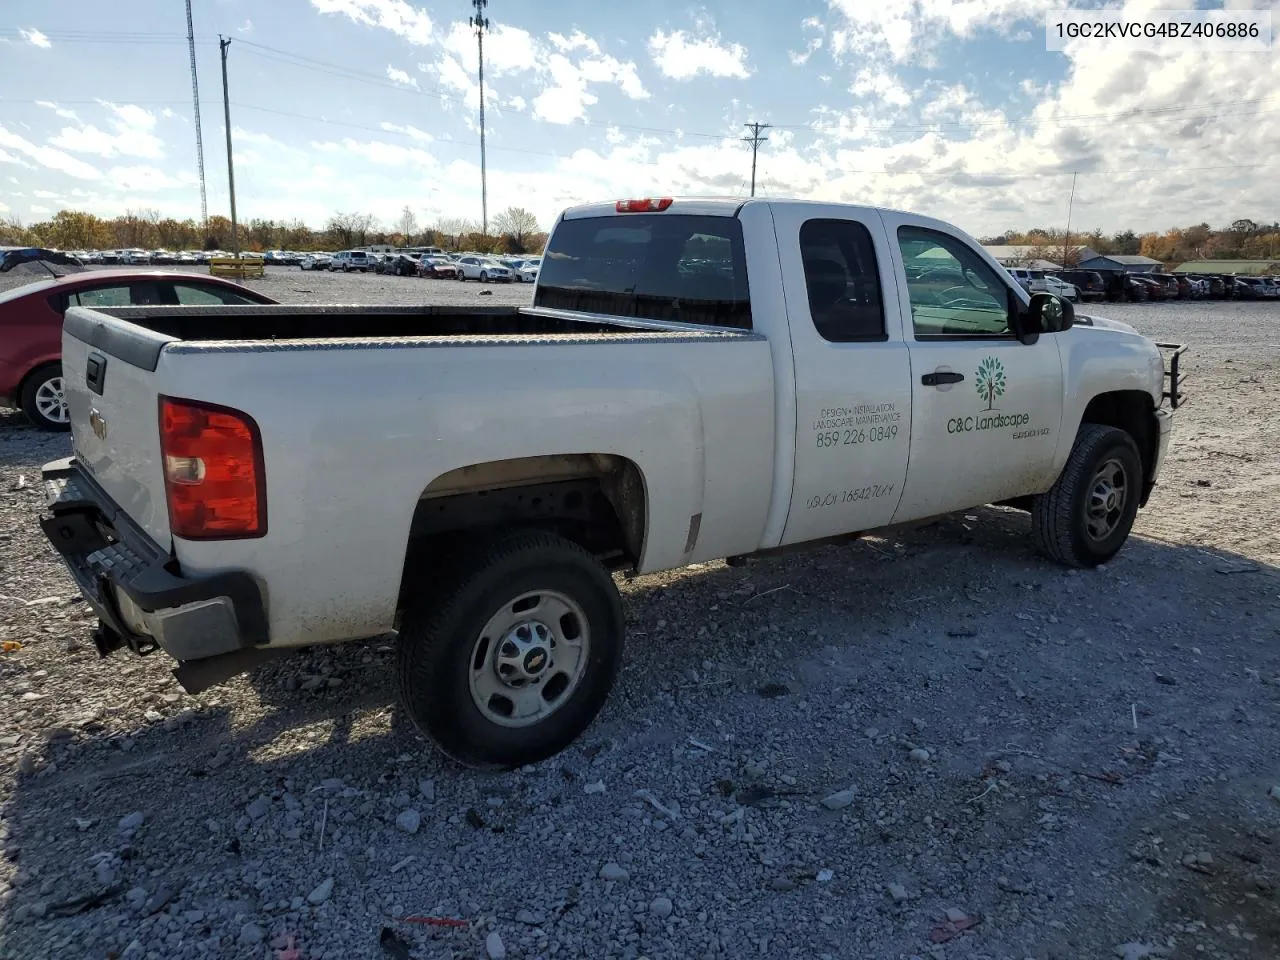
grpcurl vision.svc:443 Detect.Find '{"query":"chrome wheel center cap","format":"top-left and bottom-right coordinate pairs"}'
top-left (495, 621), bottom-right (554, 687)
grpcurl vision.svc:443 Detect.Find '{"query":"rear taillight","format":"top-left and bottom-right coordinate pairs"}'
top-left (159, 396), bottom-right (266, 539)
top-left (616, 198), bottom-right (673, 213)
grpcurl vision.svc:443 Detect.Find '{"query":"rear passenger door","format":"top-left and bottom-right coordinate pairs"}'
top-left (773, 205), bottom-right (912, 545)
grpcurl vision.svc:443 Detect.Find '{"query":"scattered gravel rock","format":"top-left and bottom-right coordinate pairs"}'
top-left (0, 295), bottom-right (1276, 960)
top-left (485, 930), bottom-right (507, 959)
top-left (821, 788), bottom-right (857, 810)
top-left (245, 795), bottom-right (271, 819)
top-left (599, 862), bottom-right (629, 882)
top-left (908, 748), bottom-right (931, 762)
top-left (395, 809), bottom-right (421, 834)
top-left (650, 896), bottom-right (674, 918)
top-left (307, 878), bottom-right (334, 905)
top-left (117, 812), bottom-right (144, 834)
top-left (887, 883), bottom-right (909, 902)
top-left (239, 922), bottom-right (264, 945)
top-left (945, 907), bottom-right (968, 923)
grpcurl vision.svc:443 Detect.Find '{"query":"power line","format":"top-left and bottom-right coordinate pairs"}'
top-left (741, 122), bottom-right (770, 197)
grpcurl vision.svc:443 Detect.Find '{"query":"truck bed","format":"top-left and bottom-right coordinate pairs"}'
top-left (71, 303), bottom-right (717, 343)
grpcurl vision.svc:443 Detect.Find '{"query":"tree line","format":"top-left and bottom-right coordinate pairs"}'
top-left (982, 218), bottom-right (1280, 266)
top-left (0, 204), bottom-right (547, 256)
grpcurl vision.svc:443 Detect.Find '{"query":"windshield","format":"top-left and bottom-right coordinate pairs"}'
top-left (535, 213), bottom-right (751, 329)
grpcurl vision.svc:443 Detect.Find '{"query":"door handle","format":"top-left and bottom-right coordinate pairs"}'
top-left (921, 371), bottom-right (964, 386)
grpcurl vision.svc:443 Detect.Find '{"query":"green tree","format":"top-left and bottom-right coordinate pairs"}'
top-left (975, 356), bottom-right (1006, 411)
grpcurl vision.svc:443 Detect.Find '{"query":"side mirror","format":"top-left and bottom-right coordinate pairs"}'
top-left (1015, 292), bottom-right (1073, 343)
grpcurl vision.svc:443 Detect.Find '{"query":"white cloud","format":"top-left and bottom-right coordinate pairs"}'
top-left (440, 22), bottom-right (540, 75)
top-left (850, 66), bottom-right (913, 108)
top-left (310, 0), bottom-right (433, 45)
top-left (648, 27), bottom-right (750, 80)
top-left (827, 0), bottom-right (1055, 64)
top-left (33, 189), bottom-right (60, 199)
top-left (105, 166), bottom-right (193, 191)
top-left (379, 122), bottom-right (432, 143)
top-left (29, 204), bottom-right (51, 215)
top-left (0, 148), bottom-right (36, 169)
top-left (428, 23), bottom-right (647, 126)
top-left (0, 125), bottom-right (102, 180)
top-left (35, 100), bottom-right (79, 121)
top-left (49, 103), bottom-right (165, 160)
top-left (789, 17), bottom-right (825, 65)
top-left (19, 27), bottom-right (51, 48)
top-left (386, 65), bottom-right (419, 89)
top-left (239, 19), bottom-right (253, 33)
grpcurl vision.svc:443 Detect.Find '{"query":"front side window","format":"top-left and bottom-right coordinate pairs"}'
top-left (897, 226), bottom-right (1012, 338)
top-left (798, 218), bottom-right (885, 342)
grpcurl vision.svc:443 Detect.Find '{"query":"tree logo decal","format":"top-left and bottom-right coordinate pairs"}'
top-left (975, 356), bottom-right (1006, 410)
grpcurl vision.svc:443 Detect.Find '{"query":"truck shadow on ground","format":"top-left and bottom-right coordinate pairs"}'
top-left (3, 506), bottom-right (1278, 958)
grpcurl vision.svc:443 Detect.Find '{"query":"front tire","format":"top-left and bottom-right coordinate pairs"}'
top-left (20, 363), bottom-right (70, 432)
top-left (396, 531), bottom-right (624, 770)
top-left (1032, 424), bottom-right (1142, 567)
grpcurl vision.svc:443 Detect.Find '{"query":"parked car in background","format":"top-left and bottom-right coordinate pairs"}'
top-left (1131, 276), bottom-right (1165, 300)
top-left (1058, 270), bottom-right (1106, 301)
top-left (329, 250), bottom-right (374, 273)
top-left (456, 256), bottom-right (514, 282)
top-left (417, 256), bottom-right (461, 279)
top-left (1042, 275), bottom-right (1079, 301)
top-left (380, 253), bottom-right (421, 277)
top-left (1257, 277), bottom-right (1280, 298)
top-left (0, 250), bottom-right (276, 430)
top-left (1232, 277), bottom-right (1261, 299)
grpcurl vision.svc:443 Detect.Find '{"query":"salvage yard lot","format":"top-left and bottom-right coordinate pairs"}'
top-left (0, 278), bottom-right (1277, 959)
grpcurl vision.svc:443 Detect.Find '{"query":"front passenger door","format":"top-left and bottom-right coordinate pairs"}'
top-left (885, 219), bottom-right (1065, 523)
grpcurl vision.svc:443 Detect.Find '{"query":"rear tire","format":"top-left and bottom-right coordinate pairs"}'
top-left (20, 363), bottom-right (70, 432)
top-left (396, 530), bottom-right (624, 770)
top-left (1031, 424), bottom-right (1142, 568)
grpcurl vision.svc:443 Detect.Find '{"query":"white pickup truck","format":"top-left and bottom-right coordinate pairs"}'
top-left (39, 197), bottom-right (1186, 769)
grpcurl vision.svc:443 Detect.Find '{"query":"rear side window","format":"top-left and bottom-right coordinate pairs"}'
top-left (798, 218), bottom-right (885, 342)
top-left (535, 214), bottom-right (751, 329)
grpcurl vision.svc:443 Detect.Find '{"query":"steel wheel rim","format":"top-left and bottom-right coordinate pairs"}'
top-left (34, 376), bottom-right (69, 424)
top-left (1085, 457), bottom-right (1128, 541)
top-left (467, 589), bottom-right (590, 728)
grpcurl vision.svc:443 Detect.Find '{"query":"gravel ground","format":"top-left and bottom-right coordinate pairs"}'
top-left (0, 280), bottom-right (1278, 960)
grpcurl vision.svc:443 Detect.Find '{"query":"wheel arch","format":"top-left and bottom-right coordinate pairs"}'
top-left (395, 453), bottom-right (648, 615)
top-left (1079, 389), bottom-right (1157, 505)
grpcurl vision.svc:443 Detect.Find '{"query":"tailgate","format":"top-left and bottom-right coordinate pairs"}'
top-left (62, 306), bottom-right (173, 546)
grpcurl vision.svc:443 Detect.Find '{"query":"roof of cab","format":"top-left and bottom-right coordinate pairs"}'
top-left (561, 197), bottom-right (752, 219)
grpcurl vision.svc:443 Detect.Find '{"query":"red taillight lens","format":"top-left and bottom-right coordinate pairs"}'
top-left (159, 396), bottom-right (266, 539)
top-left (615, 198), bottom-right (673, 213)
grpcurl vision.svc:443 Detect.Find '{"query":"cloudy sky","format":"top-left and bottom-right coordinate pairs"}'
top-left (1, 0), bottom-right (1278, 238)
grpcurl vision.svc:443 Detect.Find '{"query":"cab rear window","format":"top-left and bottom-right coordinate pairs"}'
top-left (534, 214), bottom-right (751, 329)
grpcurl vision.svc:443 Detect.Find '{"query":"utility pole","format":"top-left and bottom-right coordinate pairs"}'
top-left (470, 0), bottom-right (490, 238)
top-left (219, 35), bottom-right (239, 256)
top-left (741, 122), bottom-right (770, 197)
top-left (1063, 171), bottom-right (1078, 268)
top-left (185, 0), bottom-right (208, 230)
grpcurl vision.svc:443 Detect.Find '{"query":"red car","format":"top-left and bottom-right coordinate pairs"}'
top-left (0, 255), bottom-right (276, 430)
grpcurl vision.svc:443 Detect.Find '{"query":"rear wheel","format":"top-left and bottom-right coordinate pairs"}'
top-left (1031, 424), bottom-right (1142, 567)
top-left (20, 363), bottom-right (70, 432)
top-left (396, 530), bottom-right (624, 769)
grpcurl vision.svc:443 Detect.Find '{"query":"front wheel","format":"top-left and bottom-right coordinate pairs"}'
top-left (20, 363), bottom-right (70, 432)
top-left (479, 271), bottom-right (489, 283)
top-left (396, 531), bottom-right (624, 769)
top-left (1031, 424), bottom-right (1143, 567)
